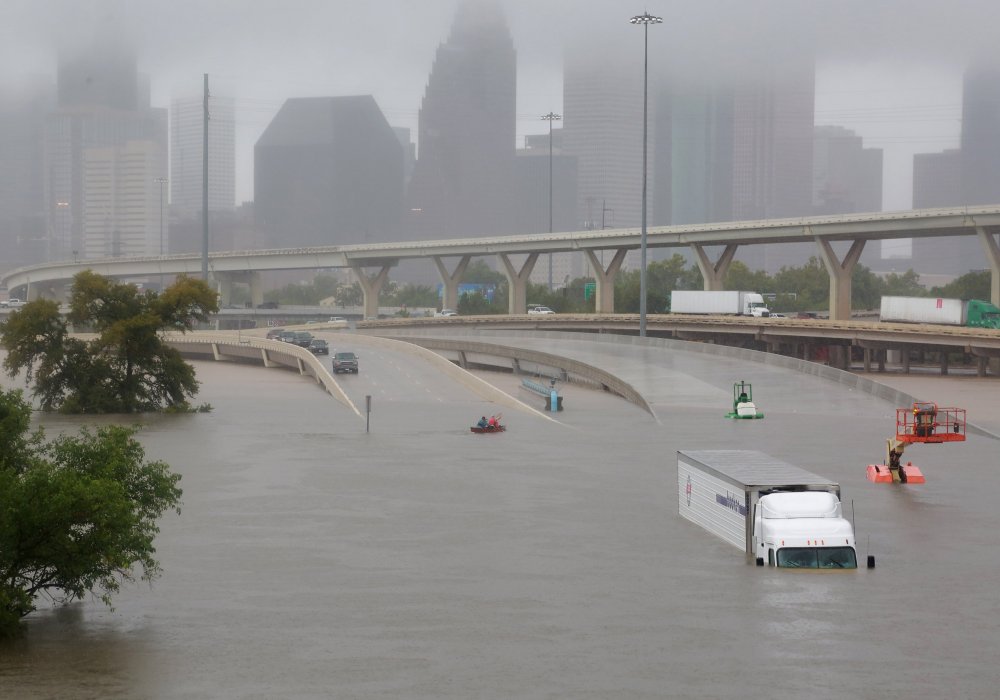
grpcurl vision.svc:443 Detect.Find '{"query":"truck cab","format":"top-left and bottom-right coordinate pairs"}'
top-left (743, 293), bottom-right (770, 317)
top-left (752, 491), bottom-right (857, 569)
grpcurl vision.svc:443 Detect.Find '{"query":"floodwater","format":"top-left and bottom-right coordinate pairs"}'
top-left (2, 334), bottom-right (999, 699)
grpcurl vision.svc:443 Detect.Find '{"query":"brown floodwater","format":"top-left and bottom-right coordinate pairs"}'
top-left (2, 335), bottom-right (999, 699)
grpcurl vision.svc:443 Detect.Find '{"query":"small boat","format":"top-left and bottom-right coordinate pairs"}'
top-left (470, 424), bottom-right (505, 434)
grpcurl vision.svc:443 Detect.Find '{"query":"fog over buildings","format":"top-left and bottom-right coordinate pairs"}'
top-left (2, 0), bottom-right (1000, 279)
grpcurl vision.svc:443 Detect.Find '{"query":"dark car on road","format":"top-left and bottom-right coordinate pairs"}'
top-left (332, 351), bottom-right (359, 374)
top-left (266, 328), bottom-right (284, 340)
top-left (308, 338), bottom-right (329, 355)
top-left (292, 331), bottom-right (313, 347)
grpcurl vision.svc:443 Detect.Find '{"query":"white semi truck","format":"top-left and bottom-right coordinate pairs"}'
top-left (677, 450), bottom-right (871, 569)
top-left (879, 296), bottom-right (1000, 329)
top-left (670, 290), bottom-right (770, 317)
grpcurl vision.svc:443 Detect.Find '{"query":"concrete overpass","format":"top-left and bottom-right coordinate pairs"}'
top-left (4, 206), bottom-right (1000, 321)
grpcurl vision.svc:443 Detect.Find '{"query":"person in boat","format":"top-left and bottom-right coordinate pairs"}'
top-left (488, 415), bottom-right (498, 428)
top-left (477, 416), bottom-right (489, 429)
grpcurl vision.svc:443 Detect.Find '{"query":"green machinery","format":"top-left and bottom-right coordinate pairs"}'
top-left (725, 381), bottom-right (764, 419)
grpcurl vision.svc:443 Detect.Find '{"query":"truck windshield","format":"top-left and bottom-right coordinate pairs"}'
top-left (776, 547), bottom-right (857, 569)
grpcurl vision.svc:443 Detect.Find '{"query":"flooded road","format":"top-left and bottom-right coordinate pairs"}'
top-left (2, 335), bottom-right (999, 699)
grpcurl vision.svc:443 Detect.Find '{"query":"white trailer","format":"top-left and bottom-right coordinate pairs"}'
top-left (677, 450), bottom-right (868, 569)
top-left (879, 296), bottom-right (1000, 329)
top-left (670, 290), bottom-right (770, 316)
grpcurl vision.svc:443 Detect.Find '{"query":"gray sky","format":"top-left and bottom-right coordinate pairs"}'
top-left (2, 0), bottom-right (997, 213)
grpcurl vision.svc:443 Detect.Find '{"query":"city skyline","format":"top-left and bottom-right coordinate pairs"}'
top-left (3, 0), bottom-right (999, 213)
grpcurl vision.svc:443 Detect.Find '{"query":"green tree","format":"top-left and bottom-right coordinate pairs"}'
top-left (462, 259), bottom-right (506, 285)
top-left (930, 269), bottom-right (992, 300)
top-left (851, 264), bottom-right (885, 310)
top-left (772, 257), bottom-right (829, 311)
top-left (882, 269), bottom-right (925, 297)
top-left (0, 388), bottom-right (182, 637)
top-left (335, 282), bottom-right (363, 307)
top-left (724, 260), bottom-right (772, 294)
top-left (1, 271), bottom-right (218, 413)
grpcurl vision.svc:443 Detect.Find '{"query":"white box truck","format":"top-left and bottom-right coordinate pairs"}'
top-left (677, 450), bottom-right (870, 569)
top-left (670, 290), bottom-right (770, 317)
top-left (879, 296), bottom-right (1000, 329)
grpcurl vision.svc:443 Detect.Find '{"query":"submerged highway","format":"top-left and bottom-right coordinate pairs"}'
top-left (2, 329), bottom-right (999, 698)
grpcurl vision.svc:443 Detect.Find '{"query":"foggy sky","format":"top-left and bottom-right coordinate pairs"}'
top-left (3, 0), bottom-right (999, 212)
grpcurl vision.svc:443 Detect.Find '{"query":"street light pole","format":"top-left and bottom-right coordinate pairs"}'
top-left (630, 11), bottom-right (661, 337)
top-left (155, 177), bottom-right (167, 291)
top-left (155, 177), bottom-right (168, 257)
top-left (542, 112), bottom-right (562, 291)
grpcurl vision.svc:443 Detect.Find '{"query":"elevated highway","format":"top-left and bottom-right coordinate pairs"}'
top-left (354, 313), bottom-right (1000, 376)
top-left (4, 206), bottom-right (1000, 321)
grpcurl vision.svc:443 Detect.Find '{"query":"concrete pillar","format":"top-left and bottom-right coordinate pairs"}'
top-left (24, 281), bottom-right (36, 301)
top-left (584, 248), bottom-right (627, 313)
top-left (863, 348), bottom-right (872, 372)
top-left (816, 237), bottom-right (866, 322)
top-left (878, 349), bottom-right (885, 372)
top-left (215, 274), bottom-right (234, 307)
top-left (976, 227), bottom-right (1000, 307)
top-left (433, 255), bottom-right (471, 312)
top-left (691, 243), bottom-right (738, 291)
top-left (978, 356), bottom-right (987, 377)
top-left (902, 349), bottom-right (911, 374)
top-left (940, 351), bottom-right (949, 375)
top-left (350, 264), bottom-right (392, 320)
top-left (248, 271), bottom-right (264, 308)
top-left (498, 253), bottom-right (539, 315)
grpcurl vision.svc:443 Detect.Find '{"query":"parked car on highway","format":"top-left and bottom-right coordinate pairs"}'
top-left (266, 328), bottom-right (284, 340)
top-left (434, 309), bottom-right (458, 317)
top-left (292, 331), bottom-right (314, 347)
top-left (257, 300), bottom-right (279, 309)
top-left (528, 305), bottom-right (555, 315)
top-left (1, 298), bottom-right (25, 308)
top-left (308, 338), bottom-right (329, 355)
top-left (332, 351), bottom-right (359, 374)
top-left (278, 331), bottom-right (298, 343)
top-left (327, 316), bottom-right (349, 327)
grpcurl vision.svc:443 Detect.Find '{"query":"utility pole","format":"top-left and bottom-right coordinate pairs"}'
top-left (202, 73), bottom-right (209, 282)
top-left (542, 112), bottom-right (561, 291)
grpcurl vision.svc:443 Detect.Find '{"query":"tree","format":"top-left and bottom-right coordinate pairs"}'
top-left (930, 269), bottom-right (992, 300)
top-left (0, 388), bottom-right (182, 637)
top-left (1, 271), bottom-right (218, 413)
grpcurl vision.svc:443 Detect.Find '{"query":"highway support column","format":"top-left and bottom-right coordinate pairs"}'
top-left (498, 253), bottom-right (539, 315)
top-left (976, 227), bottom-right (1000, 376)
top-left (691, 243), bottom-right (738, 291)
top-left (433, 255), bottom-right (471, 312)
top-left (584, 249), bottom-right (627, 313)
top-left (816, 236), bottom-right (865, 322)
top-left (350, 264), bottom-right (392, 320)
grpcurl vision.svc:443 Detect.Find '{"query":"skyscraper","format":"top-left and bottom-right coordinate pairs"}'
top-left (254, 96), bottom-right (404, 249)
top-left (563, 49), bottom-right (644, 232)
top-left (960, 64), bottom-right (1000, 206)
top-left (812, 125), bottom-right (882, 215)
top-left (406, 0), bottom-right (517, 240)
top-left (43, 34), bottom-right (166, 262)
top-left (0, 82), bottom-right (54, 271)
top-left (170, 95), bottom-right (236, 219)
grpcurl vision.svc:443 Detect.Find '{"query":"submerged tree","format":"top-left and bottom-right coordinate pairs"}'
top-left (1, 271), bottom-right (218, 413)
top-left (0, 388), bottom-right (182, 637)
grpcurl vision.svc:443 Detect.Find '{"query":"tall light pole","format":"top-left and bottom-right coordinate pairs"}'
top-left (155, 177), bottom-right (168, 290)
top-left (631, 11), bottom-right (661, 337)
top-left (155, 177), bottom-right (168, 256)
top-left (541, 112), bottom-right (561, 291)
